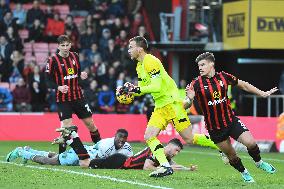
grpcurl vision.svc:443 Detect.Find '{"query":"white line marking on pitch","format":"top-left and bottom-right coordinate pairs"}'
top-left (0, 161), bottom-right (173, 189)
top-left (183, 150), bottom-right (284, 162)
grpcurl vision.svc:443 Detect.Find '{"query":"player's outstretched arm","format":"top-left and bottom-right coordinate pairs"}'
top-left (184, 83), bottom-right (195, 109)
top-left (171, 164), bottom-right (198, 171)
top-left (237, 80), bottom-right (278, 97)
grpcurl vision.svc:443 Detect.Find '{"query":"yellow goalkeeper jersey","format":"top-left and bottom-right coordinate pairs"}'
top-left (136, 54), bottom-right (180, 108)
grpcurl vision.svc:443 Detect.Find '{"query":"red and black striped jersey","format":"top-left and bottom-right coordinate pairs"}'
top-left (122, 147), bottom-right (171, 169)
top-left (123, 147), bottom-right (152, 169)
top-left (45, 52), bottom-right (83, 103)
top-left (191, 71), bottom-right (238, 131)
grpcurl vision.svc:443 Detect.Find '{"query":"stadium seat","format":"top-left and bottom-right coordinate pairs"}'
top-left (19, 29), bottom-right (29, 40)
top-left (33, 43), bottom-right (49, 53)
top-left (35, 52), bottom-right (49, 65)
top-left (22, 3), bottom-right (33, 10)
top-left (53, 5), bottom-right (70, 19)
top-left (48, 43), bottom-right (58, 54)
top-left (23, 43), bottom-right (32, 53)
top-left (24, 54), bottom-right (36, 63)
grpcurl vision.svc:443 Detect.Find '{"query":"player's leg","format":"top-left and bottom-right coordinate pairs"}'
top-left (217, 139), bottom-right (254, 183)
top-left (89, 153), bottom-right (128, 169)
top-left (81, 117), bottom-right (101, 143)
top-left (146, 108), bottom-right (174, 177)
top-left (237, 131), bottom-right (276, 174)
top-left (57, 125), bottom-right (91, 168)
top-left (74, 99), bottom-right (101, 144)
top-left (174, 102), bottom-right (218, 149)
top-left (56, 102), bottom-right (73, 153)
top-left (32, 155), bottom-right (60, 165)
top-left (23, 146), bottom-right (50, 157)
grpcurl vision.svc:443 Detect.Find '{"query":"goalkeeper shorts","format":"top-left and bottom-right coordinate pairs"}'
top-left (148, 101), bottom-right (191, 132)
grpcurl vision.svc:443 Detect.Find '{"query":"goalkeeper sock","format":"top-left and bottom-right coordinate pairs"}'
top-left (90, 129), bottom-right (101, 144)
top-left (193, 134), bottom-right (219, 150)
top-left (146, 137), bottom-right (170, 167)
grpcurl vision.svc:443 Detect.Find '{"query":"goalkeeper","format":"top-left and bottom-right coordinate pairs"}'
top-left (124, 36), bottom-right (224, 178)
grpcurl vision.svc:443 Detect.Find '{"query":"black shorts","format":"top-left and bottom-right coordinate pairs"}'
top-left (208, 117), bottom-right (249, 144)
top-left (57, 98), bottom-right (92, 121)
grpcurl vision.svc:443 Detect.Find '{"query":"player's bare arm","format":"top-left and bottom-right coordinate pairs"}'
top-left (143, 159), bottom-right (157, 170)
top-left (58, 85), bottom-right (69, 94)
top-left (237, 80), bottom-right (278, 97)
top-left (184, 83), bottom-right (195, 109)
top-left (80, 71), bottom-right (88, 80)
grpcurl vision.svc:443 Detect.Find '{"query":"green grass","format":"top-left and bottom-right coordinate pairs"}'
top-left (0, 141), bottom-right (283, 189)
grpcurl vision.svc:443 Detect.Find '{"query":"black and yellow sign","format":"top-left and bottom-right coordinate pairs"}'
top-left (223, 0), bottom-right (284, 50)
top-left (223, 1), bottom-right (249, 50)
top-left (250, 0), bottom-right (284, 49)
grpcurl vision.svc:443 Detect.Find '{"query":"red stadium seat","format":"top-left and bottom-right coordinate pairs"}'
top-left (48, 43), bottom-right (58, 54)
top-left (24, 54), bottom-right (36, 63)
top-left (23, 43), bottom-right (33, 53)
top-left (22, 4), bottom-right (33, 10)
top-left (19, 29), bottom-right (29, 40)
top-left (33, 43), bottom-right (49, 53)
top-left (35, 52), bottom-right (49, 65)
top-left (53, 5), bottom-right (70, 19)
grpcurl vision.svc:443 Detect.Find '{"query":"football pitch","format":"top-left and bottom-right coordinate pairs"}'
top-left (0, 141), bottom-right (283, 189)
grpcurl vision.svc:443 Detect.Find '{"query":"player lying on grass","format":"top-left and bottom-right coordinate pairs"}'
top-left (6, 129), bottom-right (133, 166)
top-left (87, 138), bottom-right (197, 172)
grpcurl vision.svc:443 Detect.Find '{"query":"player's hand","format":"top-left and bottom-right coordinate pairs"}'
top-left (189, 164), bottom-right (198, 171)
top-left (58, 85), bottom-right (69, 93)
top-left (260, 87), bottom-right (278, 97)
top-left (129, 86), bottom-right (141, 94)
top-left (80, 72), bottom-right (88, 80)
top-left (186, 83), bottom-right (195, 100)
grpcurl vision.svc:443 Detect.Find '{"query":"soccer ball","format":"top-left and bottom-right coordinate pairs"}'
top-left (116, 86), bottom-right (134, 105)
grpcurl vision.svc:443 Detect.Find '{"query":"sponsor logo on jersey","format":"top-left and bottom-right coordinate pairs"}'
top-left (208, 97), bottom-right (227, 106)
top-left (64, 74), bottom-right (78, 80)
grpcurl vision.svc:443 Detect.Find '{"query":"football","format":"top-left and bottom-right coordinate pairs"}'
top-left (116, 86), bottom-right (134, 105)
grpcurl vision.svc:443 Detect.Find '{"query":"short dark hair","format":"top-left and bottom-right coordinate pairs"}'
top-left (129, 36), bottom-right (148, 50)
top-left (195, 52), bottom-right (215, 64)
top-left (57, 35), bottom-right (71, 44)
top-left (116, 128), bottom-right (128, 137)
top-left (168, 138), bottom-right (183, 149)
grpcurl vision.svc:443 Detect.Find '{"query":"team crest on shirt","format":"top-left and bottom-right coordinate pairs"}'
top-left (212, 91), bottom-right (221, 99)
top-left (68, 68), bottom-right (74, 74)
top-left (219, 80), bottom-right (224, 87)
top-left (204, 86), bottom-right (208, 90)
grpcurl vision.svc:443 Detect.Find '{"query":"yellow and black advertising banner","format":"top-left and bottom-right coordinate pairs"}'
top-left (223, 0), bottom-right (284, 50)
top-left (250, 0), bottom-right (284, 49)
top-left (223, 1), bottom-right (250, 50)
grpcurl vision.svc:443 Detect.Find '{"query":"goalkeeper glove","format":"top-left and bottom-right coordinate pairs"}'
top-left (129, 86), bottom-right (141, 94)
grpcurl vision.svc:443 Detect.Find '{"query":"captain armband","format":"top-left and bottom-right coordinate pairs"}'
top-left (149, 70), bottom-right (161, 79)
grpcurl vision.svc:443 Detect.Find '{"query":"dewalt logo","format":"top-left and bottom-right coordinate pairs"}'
top-left (227, 13), bottom-right (245, 37)
top-left (257, 17), bottom-right (284, 32)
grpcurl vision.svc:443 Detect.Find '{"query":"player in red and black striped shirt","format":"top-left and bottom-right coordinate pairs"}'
top-left (87, 138), bottom-right (197, 171)
top-left (185, 52), bottom-right (277, 182)
top-left (45, 35), bottom-right (101, 155)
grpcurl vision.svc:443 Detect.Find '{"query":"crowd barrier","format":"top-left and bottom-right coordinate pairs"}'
top-left (0, 113), bottom-right (281, 151)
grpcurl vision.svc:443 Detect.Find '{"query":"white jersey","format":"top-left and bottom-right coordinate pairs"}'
top-left (85, 137), bottom-right (133, 159)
